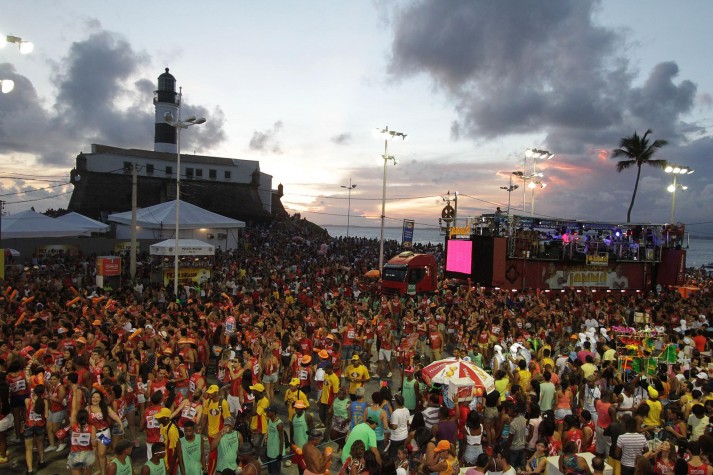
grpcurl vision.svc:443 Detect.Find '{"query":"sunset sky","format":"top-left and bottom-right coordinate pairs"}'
top-left (1, 1), bottom-right (712, 235)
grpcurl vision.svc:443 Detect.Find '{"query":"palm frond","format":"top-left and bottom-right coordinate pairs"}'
top-left (616, 160), bottom-right (636, 172)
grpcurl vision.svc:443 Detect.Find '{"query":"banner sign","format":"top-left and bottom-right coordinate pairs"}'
top-left (448, 226), bottom-right (471, 238)
top-left (163, 267), bottom-right (211, 286)
top-left (586, 254), bottom-right (609, 266)
top-left (97, 257), bottom-right (121, 276)
top-left (402, 220), bottom-right (415, 248)
top-left (36, 244), bottom-right (79, 258)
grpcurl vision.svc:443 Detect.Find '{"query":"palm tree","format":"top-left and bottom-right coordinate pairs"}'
top-left (612, 129), bottom-right (668, 223)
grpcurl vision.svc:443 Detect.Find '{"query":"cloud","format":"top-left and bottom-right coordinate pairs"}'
top-left (330, 133), bottom-right (352, 145)
top-left (249, 121), bottom-right (283, 153)
top-left (0, 28), bottom-right (226, 167)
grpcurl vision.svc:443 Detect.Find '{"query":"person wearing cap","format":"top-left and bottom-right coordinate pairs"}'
top-left (250, 383), bottom-right (270, 450)
top-left (428, 440), bottom-right (460, 474)
top-left (210, 415), bottom-right (240, 474)
top-left (157, 407), bottom-right (181, 475)
top-left (303, 428), bottom-right (333, 475)
top-left (285, 378), bottom-right (310, 421)
top-left (201, 384), bottom-right (230, 475)
top-left (640, 385), bottom-right (663, 429)
top-left (265, 405), bottom-right (284, 474)
top-left (291, 399), bottom-right (313, 454)
top-left (177, 421), bottom-right (205, 475)
top-left (345, 354), bottom-right (370, 402)
top-left (237, 444), bottom-right (260, 475)
top-left (106, 439), bottom-right (133, 475)
top-left (140, 441), bottom-right (167, 475)
top-left (341, 416), bottom-right (381, 466)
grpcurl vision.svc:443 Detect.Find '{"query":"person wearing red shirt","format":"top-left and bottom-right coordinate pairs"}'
top-left (24, 384), bottom-right (48, 472)
top-left (693, 330), bottom-right (708, 353)
top-left (141, 392), bottom-right (164, 459)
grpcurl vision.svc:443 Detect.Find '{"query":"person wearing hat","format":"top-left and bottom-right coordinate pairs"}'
top-left (297, 354), bottom-right (314, 398)
top-left (345, 354), bottom-right (370, 402)
top-left (285, 378), bottom-right (310, 421)
top-left (265, 405), bottom-right (284, 475)
top-left (201, 384), bottom-right (230, 475)
top-left (107, 439), bottom-right (133, 475)
top-left (237, 444), bottom-right (260, 475)
top-left (303, 429), bottom-right (333, 475)
top-left (291, 399), bottom-right (313, 457)
top-left (341, 416), bottom-right (381, 466)
top-left (640, 385), bottom-right (663, 429)
top-left (428, 440), bottom-right (459, 474)
top-left (156, 407), bottom-right (181, 475)
top-left (249, 383), bottom-right (269, 450)
top-left (210, 415), bottom-right (240, 474)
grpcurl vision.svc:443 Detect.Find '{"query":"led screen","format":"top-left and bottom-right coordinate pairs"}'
top-left (445, 239), bottom-right (472, 274)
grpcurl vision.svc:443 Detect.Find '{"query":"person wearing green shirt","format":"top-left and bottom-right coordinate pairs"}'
top-left (341, 418), bottom-right (381, 466)
top-left (178, 421), bottom-right (205, 475)
top-left (107, 440), bottom-right (133, 475)
top-left (401, 367), bottom-right (419, 413)
top-left (141, 442), bottom-right (167, 475)
top-left (210, 416), bottom-right (241, 474)
top-left (291, 399), bottom-right (312, 450)
top-left (330, 387), bottom-right (351, 453)
top-left (265, 406), bottom-right (284, 475)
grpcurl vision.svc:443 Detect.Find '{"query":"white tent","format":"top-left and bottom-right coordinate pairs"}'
top-left (150, 239), bottom-right (215, 256)
top-left (1, 210), bottom-right (92, 238)
top-left (107, 200), bottom-right (245, 230)
top-left (108, 200), bottom-right (244, 251)
top-left (55, 212), bottom-right (110, 233)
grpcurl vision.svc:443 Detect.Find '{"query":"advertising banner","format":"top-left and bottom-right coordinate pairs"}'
top-left (97, 256), bottom-right (121, 276)
top-left (402, 219), bottom-right (415, 248)
top-left (163, 267), bottom-right (211, 286)
top-left (36, 244), bottom-right (79, 258)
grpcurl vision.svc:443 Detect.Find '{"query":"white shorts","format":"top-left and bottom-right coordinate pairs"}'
top-left (379, 349), bottom-right (392, 362)
top-left (0, 413), bottom-right (14, 432)
top-left (227, 394), bottom-right (242, 416)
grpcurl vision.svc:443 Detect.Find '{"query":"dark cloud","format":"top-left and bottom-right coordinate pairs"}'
top-left (330, 133), bottom-right (352, 145)
top-left (249, 121), bottom-right (283, 153)
top-left (387, 0), bottom-right (710, 231)
top-left (0, 29), bottom-right (226, 166)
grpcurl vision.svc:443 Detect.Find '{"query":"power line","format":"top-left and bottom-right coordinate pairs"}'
top-left (4, 190), bottom-right (73, 205)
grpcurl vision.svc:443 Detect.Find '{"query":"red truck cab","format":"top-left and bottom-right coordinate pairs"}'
top-left (381, 251), bottom-right (438, 296)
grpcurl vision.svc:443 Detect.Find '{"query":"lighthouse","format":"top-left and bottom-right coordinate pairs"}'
top-left (153, 68), bottom-right (179, 153)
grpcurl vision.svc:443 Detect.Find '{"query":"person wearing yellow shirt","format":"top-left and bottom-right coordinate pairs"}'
top-left (345, 355), bottom-right (370, 401)
top-left (156, 408), bottom-right (181, 475)
top-left (319, 363), bottom-right (340, 427)
top-left (540, 348), bottom-right (555, 372)
top-left (285, 378), bottom-right (310, 421)
top-left (642, 386), bottom-right (663, 428)
top-left (581, 355), bottom-right (598, 379)
top-left (602, 343), bottom-right (616, 362)
top-left (515, 359), bottom-right (532, 392)
top-left (202, 384), bottom-right (231, 475)
top-left (250, 383), bottom-right (270, 452)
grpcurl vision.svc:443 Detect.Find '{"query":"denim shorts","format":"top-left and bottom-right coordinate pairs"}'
top-left (23, 425), bottom-right (46, 439)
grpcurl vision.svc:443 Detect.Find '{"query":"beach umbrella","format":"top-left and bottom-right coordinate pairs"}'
top-left (364, 269), bottom-right (380, 278)
top-left (421, 358), bottom-right (495, 393)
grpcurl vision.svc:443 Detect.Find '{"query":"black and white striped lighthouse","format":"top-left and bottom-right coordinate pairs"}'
top-left (153, 68), bottom-right (179, 153)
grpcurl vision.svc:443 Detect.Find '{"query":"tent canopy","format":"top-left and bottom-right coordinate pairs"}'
top-left (150, 239), bottom-right (215, 256)
top-left (1, 210), bottom-right (92, 238)
top-left (55, 212), bottom-right (110, 233)
top-left (107, 200), bottom-right (245, 230)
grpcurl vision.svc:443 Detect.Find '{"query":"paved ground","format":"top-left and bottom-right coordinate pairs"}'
top-left (1, 362), bottom-right (398, 474)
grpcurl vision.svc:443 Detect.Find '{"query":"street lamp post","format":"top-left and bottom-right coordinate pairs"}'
top-left (500, 175), bottom-right (519, 216)
top-left (665, 165), bottom-right (694, 223)
top-left (340, 178), bottom-right (357, 237)
top-left (5, 35), bottom-right (34, 54)
top-left (377, 126), bottom-right (407, 273)
top-left (165, 105), bottom-right (206, 300)
top-left (525, 148), bottom-right (553, 217)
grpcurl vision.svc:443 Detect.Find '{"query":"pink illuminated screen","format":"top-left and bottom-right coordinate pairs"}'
top-left (446, 240), bottom-right (472, 274)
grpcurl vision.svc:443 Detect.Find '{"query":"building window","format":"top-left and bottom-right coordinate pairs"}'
top-left (186, 168), bottom-right (194, 179)
top-left (224, 171), bottom-right (231, 180)
top-left (209, 169), bottom-right (217, 179)
top-left (195, 168), bottom-right (203, 178)
top-left (146, 164), bottom-right (154, 175)
top-left (165, 166), bottom-right (173, 176)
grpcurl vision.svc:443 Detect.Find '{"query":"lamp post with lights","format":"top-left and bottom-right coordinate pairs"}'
top-left (500, 175), bottom-right (519, 216)
top-left (4, 35), bottom-right (34, 54)
top-left (525, 148), bottom-right (554, 216)
top-left (377, 126), bottom-right (407, 273)
top-left (340, 178), bottom-right (357, 237)
top-left (164, 107), bottom-right (206, 299)
top-left (665, 164), bottom-right (694, 223)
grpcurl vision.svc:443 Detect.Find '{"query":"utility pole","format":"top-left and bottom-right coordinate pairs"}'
top-left (130, 163), bottom-right (138, 280)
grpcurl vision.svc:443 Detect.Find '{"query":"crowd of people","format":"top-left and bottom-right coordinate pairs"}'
top-left (0, 216), bottom-right (711, 475)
